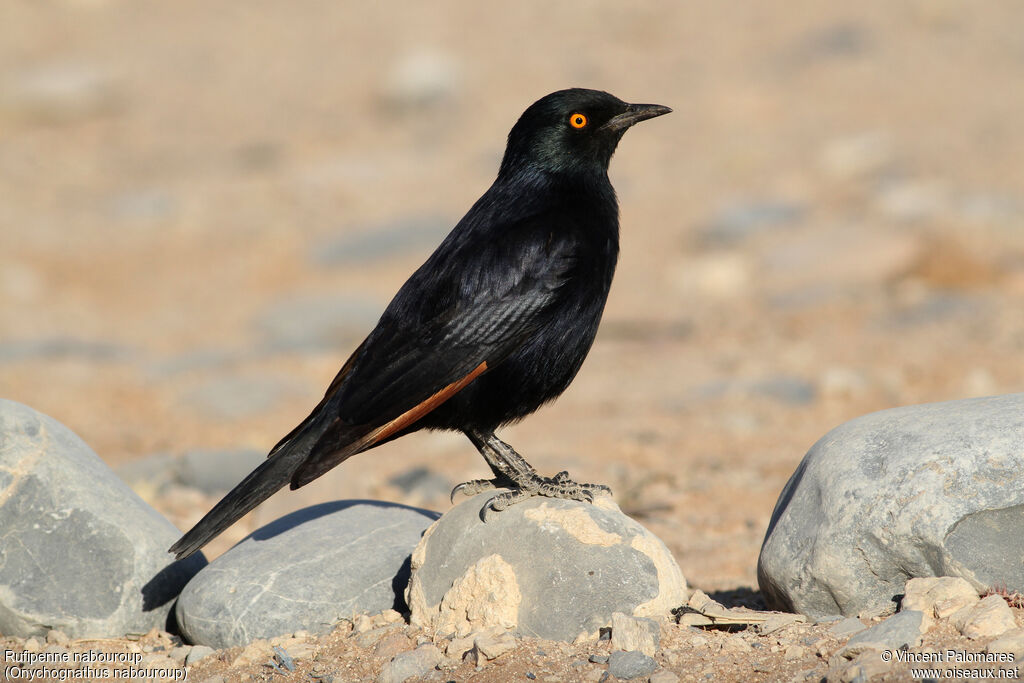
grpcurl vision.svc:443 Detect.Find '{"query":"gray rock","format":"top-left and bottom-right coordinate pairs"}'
top-left (406, 494), bottom-right (687, 642)
top-left (0, 399), bottom-right (205, 638)
top-left (839, 610), bottom-right (924, 658)
top-left (378, 644), bottom-right (442, 683)
top-left (176, 501), bottom-right (439, 648)
top-left (607, 649), bottom-right (658, 680)
top-left (829, 617), bottom-right (867, 638)
top-left (309, 217), bottom-right (451, 267)
top-left (759, 393), bottom-right (1024, 618)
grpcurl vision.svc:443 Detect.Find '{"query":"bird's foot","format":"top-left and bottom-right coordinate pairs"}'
top-left (480, 471), bottom-right (612, 521)
top-left (450, 477), bottom-right (509, 503)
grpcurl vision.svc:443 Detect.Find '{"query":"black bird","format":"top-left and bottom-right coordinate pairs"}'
top-left (169, 88), bottom-right (670, 560)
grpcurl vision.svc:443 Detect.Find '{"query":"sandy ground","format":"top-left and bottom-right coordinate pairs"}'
top-left (3, 1), bottom-right (1024, 680)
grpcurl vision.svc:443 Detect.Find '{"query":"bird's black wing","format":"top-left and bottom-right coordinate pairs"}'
top-left (288, 222), bottom-right (579, 487)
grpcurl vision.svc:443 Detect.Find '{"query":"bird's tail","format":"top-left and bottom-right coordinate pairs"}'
top-left (167, 413), bottom-right (333, 560)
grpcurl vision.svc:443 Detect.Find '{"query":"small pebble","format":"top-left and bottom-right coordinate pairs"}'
top-left (607, 650), bottom-right (657, 680)
top-left (185, 645), bottom-right (216, 665)
top-left (374, 632), bottom-right (413, 659)
top-left (372, 609), bottom-right (404, 627)
top-left (446, 635), bottom-right (475, 657)
top-left (167, 645), bottom-right (191, 665)
top-left (46, 629), bottom-right (70, 646)
top-left (649, 671), bottom-right (680, 683)
top-left (784, 644), bottom-right (806, 659)
top-left (689, 635), bottom-right (710, 648)
top-left (378, 645), bottom-right (442, 683)
top-left (589, 654), bottom-right (609, 664)
top-left (474, 630), bottom-right (517, 662)
top-left (353, 613), bottom-right (375, 633)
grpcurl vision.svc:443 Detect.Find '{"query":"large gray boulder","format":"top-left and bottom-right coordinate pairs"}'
top-left (0, 399), bottom-right (205, 637)
top-left (407, 493), bottom-right (687, 642)
top-left (759, 393), bottom-right (1024, 618)
top-left (175, 501), bottom-right (439, 648)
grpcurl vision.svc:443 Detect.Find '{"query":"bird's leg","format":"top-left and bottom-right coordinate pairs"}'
top-left (449, 429), bottom-right (526, 502)
top-left (452, 428), bottom-right (611, 519)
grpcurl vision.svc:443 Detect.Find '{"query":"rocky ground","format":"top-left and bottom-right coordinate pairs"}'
top-left (2, 592), bottom-right (1023, 683)
top-left (3, 1), bottom-right (1024, 681)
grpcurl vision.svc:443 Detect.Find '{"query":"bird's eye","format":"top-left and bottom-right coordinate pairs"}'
top-left (569, 113), bottom-right (588, 129)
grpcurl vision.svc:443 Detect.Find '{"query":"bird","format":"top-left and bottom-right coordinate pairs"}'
top-left (169, 88), bottom-right (670, 560)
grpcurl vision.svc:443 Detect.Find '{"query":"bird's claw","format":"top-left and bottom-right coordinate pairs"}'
top-left (450, 477), bottom-right (507, 503)
top-left (476, 472), bottom-right (612, 522)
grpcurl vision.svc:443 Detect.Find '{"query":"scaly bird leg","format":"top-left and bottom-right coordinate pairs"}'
top-left (452, 428), bottom-right (612, 519)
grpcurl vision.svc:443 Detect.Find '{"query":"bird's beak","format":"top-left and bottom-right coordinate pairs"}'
top-left (602, 103), bottom-right (672, 132)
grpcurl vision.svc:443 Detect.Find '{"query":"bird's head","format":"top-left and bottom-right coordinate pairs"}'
top-left (498, 88), bottom-right (671, 179)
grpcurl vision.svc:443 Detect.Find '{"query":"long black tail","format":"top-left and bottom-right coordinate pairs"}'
top-left (168, 416), bottom-right (331, 560)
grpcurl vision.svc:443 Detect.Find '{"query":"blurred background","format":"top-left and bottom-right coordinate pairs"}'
top-left (2, 1), bottom-right (1024, 592)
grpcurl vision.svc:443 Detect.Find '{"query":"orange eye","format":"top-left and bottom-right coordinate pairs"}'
top-left (569, 113), bottom-right (588, 129)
